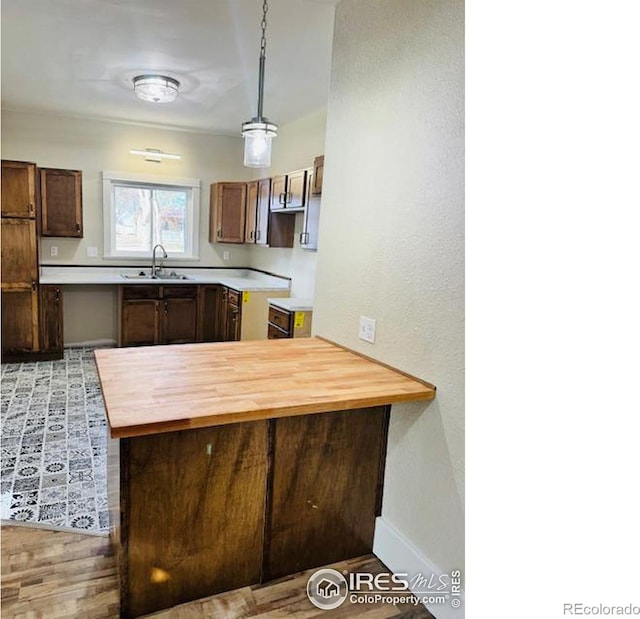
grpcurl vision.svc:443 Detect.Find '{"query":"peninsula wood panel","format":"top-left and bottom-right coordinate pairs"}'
top-left (95, 337), bottom-right (436, 438)
top-left (122, 421), bottom-right (268, 618)
top-left (264, 406), bottom-right (389, 580)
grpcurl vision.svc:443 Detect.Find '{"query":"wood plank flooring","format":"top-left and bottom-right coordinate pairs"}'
top-left (1, 525), bottom-right (435, 618)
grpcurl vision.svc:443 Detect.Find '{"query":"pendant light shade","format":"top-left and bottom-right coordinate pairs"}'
top-left (242, 1), bottom-right (277, 168)
top-left (133, 75), bottom-right (180, 103)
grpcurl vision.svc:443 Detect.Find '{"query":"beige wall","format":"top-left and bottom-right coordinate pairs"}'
top-left (247, 109), bottom-right (327, 298)
top-left (314, 0), bottom-right (464, 574)
top-left (1, 109), bottom-right (252, 268)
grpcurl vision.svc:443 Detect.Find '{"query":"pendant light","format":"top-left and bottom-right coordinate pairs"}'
top-left (242, 0), bottom-right (277, 168)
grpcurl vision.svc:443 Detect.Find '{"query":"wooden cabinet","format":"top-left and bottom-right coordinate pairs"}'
top-left (267, 304), bottom-right (312, 339)
top-left (244, 181), bottom-right (258, 244)
top-left (1, 160), bottom-right (37, 218)
top-left (300, 169), bottom-right (321, 251)
top-left (39, 286), bottom-right (64, 356)
top-left (311, 155), bottom-right (324, 195)
top-left (224, 287), bottom-right (242, 342)
top-left (40, 168), bottom-right (83, 237)
top-left (119, 285), bottom-right (198, 347)
top-left (209, 182), bottom-right (246, 243)
top-left (1, 217), bottom-right (40, 355)
top-left (270, 169), bottom-right (307, 212)
top-left (255, 177), bottom-right (295, 248)
top-left (198, 285), bottom-right (225, 342)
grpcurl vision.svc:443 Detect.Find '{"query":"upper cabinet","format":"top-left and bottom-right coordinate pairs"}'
top-left (300, 169), bottom-right (321, 252)
top-left (40, 168), bottom-right (83, 237)
top-left (245, 181), bottom-right (259, 243)
top-left (255, 178), bottom-right (295, 249)
top-left (311, 155), bottom-right (324, 195)
top-left (270, 169), bottom-right (308, 212)
top-left (209, 182), bottom-right (247, 244)
top-left (1, 160), bottom-right (37, 219)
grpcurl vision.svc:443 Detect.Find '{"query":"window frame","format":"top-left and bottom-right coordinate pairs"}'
top-left (102, 170), bottom-right (200, 260)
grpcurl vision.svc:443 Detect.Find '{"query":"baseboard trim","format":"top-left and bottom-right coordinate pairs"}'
top-left (373, 517), bottom-right (465, 619)
top-left (64, 339), bottom-right (116, 348)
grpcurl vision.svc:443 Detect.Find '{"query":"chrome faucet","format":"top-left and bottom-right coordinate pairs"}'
top-left (151, 244), bottom-right (168, 278)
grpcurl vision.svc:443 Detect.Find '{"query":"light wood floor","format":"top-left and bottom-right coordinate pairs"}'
top-left (1, 525), bottom-right (435, 618)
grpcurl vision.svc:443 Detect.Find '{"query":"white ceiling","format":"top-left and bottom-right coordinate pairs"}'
top-left (1, 0), bottom-right (337, 135)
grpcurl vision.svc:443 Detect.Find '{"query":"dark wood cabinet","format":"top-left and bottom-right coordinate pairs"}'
top-left (40, 168), bottom-right (83, 237)
top-left (39, 286), bottom-right (64, 356)
top-left (300, 168), bottom-right (321, 251)
top-left (198, 285), bottom-right (224, 342)
top-left (244, 181), bottom-right (258, 244)
top-left (224, 287), bottom-right (242, 342)
top-left (270, 169), bottom-right (307, 212)
top-left (255, 177), bottom-right (295, 248)
top-left (1, 160), bottom-right (37, 219)
top-left (119, 286), bottom-right (198, 347)
top-left (267, 304), bottom-right (312, 339)
top-left (1, 217), bottom-right (40, 355)
top-left (209, 182), bottom-right (246, 243)
top-left (311, 155), bottom-right (324, 195)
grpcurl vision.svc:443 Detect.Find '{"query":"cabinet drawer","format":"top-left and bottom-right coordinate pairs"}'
top-left (268, 306), bottom-right (291, 333)
top-left (227, 289), bottom-right (240, 307)
top-left (268, 323), bottom-right (291, 339)
top-left (161, 285), bottom-right (198, 299)
top-left (122, 286), bottom-right (159, 300)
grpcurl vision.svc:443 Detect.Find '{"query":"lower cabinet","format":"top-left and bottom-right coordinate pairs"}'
top-left (119, 286), bottom-right (197, 347)
top-left (267, 304), bottom-right (313, 339)
top-left (39, 285), bottom-right (64, 357)
top-left (1, 288), bottom-right (40, 355)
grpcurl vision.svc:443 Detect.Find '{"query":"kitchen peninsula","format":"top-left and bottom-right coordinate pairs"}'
top-left (95, 337), bottom-right (436, 618)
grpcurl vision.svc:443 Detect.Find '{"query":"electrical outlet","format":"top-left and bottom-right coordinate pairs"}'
top-left (87, 246), bottom-right (98, 257)
top-left (50, 245), bottom-right (58, 257)
top-left (359, 316), bottom-right (376, 344)
top-left (223, 250), bottom-right (230, 260)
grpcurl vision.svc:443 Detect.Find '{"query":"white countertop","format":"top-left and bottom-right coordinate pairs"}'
top-left (267, 297), bottom-right (314, 312)
top-left (39, 266), bottom-right (291, 293)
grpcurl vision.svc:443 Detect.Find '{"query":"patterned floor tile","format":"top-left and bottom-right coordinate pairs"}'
top-left (1, 347), bottom-right (111, 533)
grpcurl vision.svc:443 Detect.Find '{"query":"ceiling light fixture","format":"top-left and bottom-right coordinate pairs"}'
top-left (133, 74), bottom-right (180, 103)
top-left (241, 0), bottom-right (277, 168)
top-left (129, 148), bottom-right (181, 163)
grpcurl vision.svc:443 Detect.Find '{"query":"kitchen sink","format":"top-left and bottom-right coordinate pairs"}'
top-left (121, 271), bottom-right (191, 281)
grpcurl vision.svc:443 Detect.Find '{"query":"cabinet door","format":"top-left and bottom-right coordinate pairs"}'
top-left (1, 218), bottom-right (38, 286)
top-left (40, 168), bottom-right (83, 237)
top-left (225, 301), bottom-right (241, 341)
top-left (163, 298), bottom-right (197, 344)
top-left (285, 169), bottom-right (307, 209)
top-left (1, 160), bottom-right (37, 218)
top-left (300, 172), bottom-right (321, 251)
top-left (269, 175), bottom-right (286, 211)
top-left (244, 181), bottom-right (258, 244)
top-left (1, 289), bottom-right (40, 353)
top-left (264, 407), bottom-right (389, 580)
top-left (40, 286), bottom-right (64, 356)
top-left (121, 299), bottom-right (159, 347)
top-left (312, 155), bottom-right (324, 195)
top-left (197, 285), bottom-right (223, 342)
top-left (255, 178), bottom-right (271, 245)
top-left (209, 182), bottom-right (246, 243)
top-left (256, 178), bottom-right (295, 248)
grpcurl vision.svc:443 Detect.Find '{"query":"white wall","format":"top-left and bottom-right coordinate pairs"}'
top-left (314, 0), bottom-right (464, 578)
top-left (247, 109), bottom-right (327, 298)
top-left (1, 109), bottom-right (251, 268)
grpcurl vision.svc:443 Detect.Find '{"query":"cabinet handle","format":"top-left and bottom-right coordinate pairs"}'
top-left (164, 301), bottom-right (168, 316)
top-left (256, 229), bottom-right (260, 241)
top-left (76, 223), bottom-right (81, 233)
top-left (279, 192), bottom-right (286, 205)
top-left (217, 228), bottom-right (222, 239)
top-left (32, 281), bottom-right (37, 291)
top-left (299, 232), bottom-right (304, 244)
top-left (28, 203), bottom-right (35, 213)
top-left (286, 191), bottom-right (293, 204)
top-left (55, 288), bottom-right (60, 303)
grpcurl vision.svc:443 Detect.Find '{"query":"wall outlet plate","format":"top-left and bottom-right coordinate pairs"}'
top-left (50, 245), bottom-right (58, 257)
top-left (223, 250), bottom-right (230, 260)
top-left (87, 246), bottom-right (98, 257)
top-left (359, 316), bottom-right (376, 344)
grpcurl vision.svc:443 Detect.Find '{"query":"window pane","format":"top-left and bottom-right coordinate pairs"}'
top-left (153, 189), bottom-right (188, 253)
top-left (114, 186), bottom-right (152, 252)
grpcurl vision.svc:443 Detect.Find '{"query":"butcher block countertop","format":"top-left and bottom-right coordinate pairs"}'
top-left (94, 337), bottom-right (436, 438)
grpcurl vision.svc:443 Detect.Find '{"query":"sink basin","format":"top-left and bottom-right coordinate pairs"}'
top-left (121, 271), bottom-right (191, 281)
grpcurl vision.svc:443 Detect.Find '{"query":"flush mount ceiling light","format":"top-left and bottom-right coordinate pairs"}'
top-left (133, 74), bottom-right (180, 103)
top-left (129, 148), bottom-right (181, 163)
top-left (241, 0), bottom-right (278, 168)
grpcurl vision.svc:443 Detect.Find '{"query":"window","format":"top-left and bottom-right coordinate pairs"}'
top-left (103, 171), bottom-right (200, 259)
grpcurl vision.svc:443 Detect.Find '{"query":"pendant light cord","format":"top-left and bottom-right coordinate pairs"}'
top-left (256, 0), bottom-right (269, 120)
top-left (260, 0), bottom-right (268, 58)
